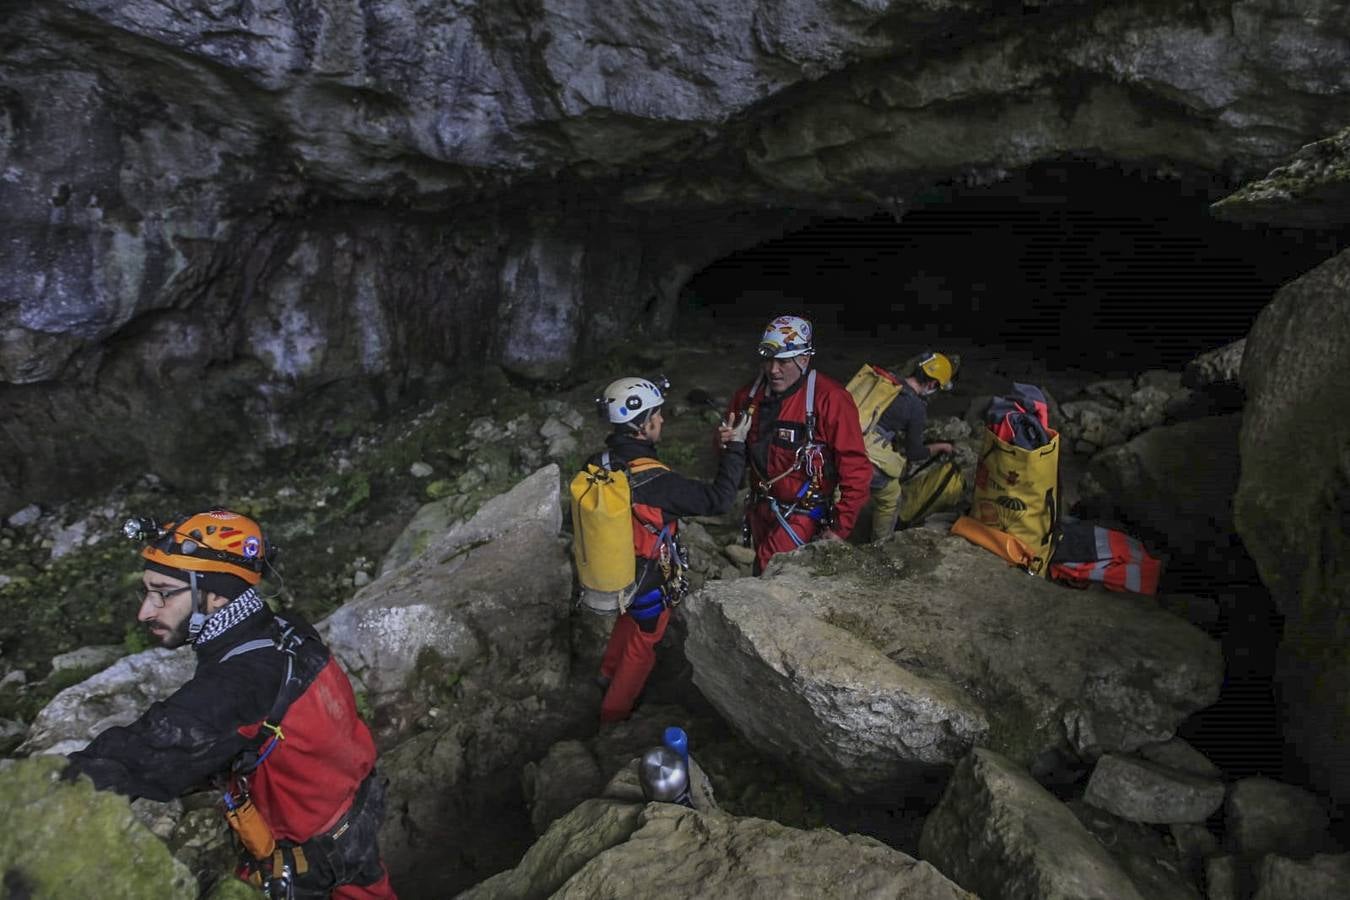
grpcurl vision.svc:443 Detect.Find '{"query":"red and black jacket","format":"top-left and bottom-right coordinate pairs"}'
top-left (66, 606), bottom-right (376, 843)
top-left (599, 432), bottom-right (746, 596)
top-left (726, 369), bottom-right (872, 539)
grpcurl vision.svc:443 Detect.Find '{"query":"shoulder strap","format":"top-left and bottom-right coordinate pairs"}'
top-left (232, 619), bottom-right (308, 774)
top-left (220, 638), bottom-right (277, 663)
top-left (627, 456), bottom-right (670, 474)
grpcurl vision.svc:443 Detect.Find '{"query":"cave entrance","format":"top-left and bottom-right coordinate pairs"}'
top-left (679, 159), bottom-right (1348, 376)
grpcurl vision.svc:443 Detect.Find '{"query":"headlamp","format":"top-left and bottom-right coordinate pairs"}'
top-left (122, 516), bottom-right (162, 542)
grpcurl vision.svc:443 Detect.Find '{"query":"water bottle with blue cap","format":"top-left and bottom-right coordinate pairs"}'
top-left (639, 726), bottom-right (692, 807)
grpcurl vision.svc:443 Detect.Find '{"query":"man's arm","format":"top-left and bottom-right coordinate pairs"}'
top-left (819, 386), bottom-right (872, 539)
top-left (646, 442), bottom-right (747, 518)
top-left (65, 659), bottom-right (270, 800)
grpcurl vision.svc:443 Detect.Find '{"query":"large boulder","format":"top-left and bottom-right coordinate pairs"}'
top-left (18, 647), bottom-right (195, 756)
top-left (1232, 247), bottom-right (1350, 805)
top-left (919, 748), bottom-right (1146, 900)
top-left (455, 799), bottom-right (647, 900)
top-left (0, 756), bottom-right (196, 898)
top-left (682, 532), bottom-right (1221, 798)
top-left (556, 804), bottom-right (972, 900)
top-left (319, 464), bottom-right (571, 732)
top-left (1215, 129), bottom-right (1350, 805)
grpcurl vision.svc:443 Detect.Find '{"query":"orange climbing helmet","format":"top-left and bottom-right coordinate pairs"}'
top-left (134, 509), bottom-right (268, 585)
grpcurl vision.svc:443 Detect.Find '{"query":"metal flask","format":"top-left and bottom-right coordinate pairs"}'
top-left (638, 745), bottom-right (691, 805)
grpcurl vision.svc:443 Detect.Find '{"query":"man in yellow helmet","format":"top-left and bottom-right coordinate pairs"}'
top-left (64, 509), bottom-right (396, 899)
top-left (867, 352), bottom-right (958, 541)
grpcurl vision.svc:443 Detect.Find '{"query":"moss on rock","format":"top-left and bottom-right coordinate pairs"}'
top-left (0, 756), bottom-right (196, 898)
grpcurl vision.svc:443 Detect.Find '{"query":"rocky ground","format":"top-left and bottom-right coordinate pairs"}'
top-left (2, 317), bottom-right (1347, 899)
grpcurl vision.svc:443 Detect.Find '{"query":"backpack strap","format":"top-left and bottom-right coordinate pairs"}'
top-left (229, 618), bottom-right (307, 775)
top-left (221, 639), bottom-right (277, 663)
top-left (627, 456), bottom-right (670, 475)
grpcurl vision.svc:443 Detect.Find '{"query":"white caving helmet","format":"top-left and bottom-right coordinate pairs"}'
top-left (599, 376), bottom-right (667, 428)
top-left (757, 315), bottom-right (815, 360)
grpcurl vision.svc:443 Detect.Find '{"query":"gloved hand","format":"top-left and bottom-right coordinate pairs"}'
top-left (721, 412), bottom-right (751, 445)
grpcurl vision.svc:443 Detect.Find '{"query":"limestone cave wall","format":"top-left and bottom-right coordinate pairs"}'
top-left (3, 0), bottom-right (1349, 510)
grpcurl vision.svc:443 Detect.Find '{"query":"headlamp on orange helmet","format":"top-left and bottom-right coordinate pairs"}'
top-left (126, 509), bottom-right (270, 585)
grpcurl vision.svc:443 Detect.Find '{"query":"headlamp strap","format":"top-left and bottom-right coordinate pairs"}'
top-left (187, 571), bottom-right (207, 639)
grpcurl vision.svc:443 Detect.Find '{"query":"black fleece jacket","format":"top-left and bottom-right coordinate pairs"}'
top-left (65, 608), bottom-right (327, 801)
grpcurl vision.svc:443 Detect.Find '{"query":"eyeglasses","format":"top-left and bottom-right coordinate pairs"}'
top-left (139, 585), bottom-right (191, 608)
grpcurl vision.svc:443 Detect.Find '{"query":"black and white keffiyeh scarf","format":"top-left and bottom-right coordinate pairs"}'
top-left (193, 587), bottom-right (266, 648)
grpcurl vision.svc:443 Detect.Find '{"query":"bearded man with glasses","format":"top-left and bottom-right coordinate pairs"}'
top-left (64, 508), bottom-right (397, 899)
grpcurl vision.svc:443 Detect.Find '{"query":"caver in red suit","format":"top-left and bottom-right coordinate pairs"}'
top-left (725, 316), bottom-right (871, 574)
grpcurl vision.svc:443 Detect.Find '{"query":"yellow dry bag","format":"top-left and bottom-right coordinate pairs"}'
top-left (846, 363), bottom-right (906, 478)
top-left (569, 453), bottom-right (668, 615)
top-left (972, 429), bottom-right (1060, 575)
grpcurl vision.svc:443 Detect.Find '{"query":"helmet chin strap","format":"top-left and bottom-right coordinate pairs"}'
top-left (186, 571), bottom-right (208, 640)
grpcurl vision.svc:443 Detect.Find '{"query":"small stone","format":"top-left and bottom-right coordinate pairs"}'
top-left (352, 570), bottom-right (372, 588)
top-left (0, 670), bottom-right (27, 689)
top-left (336, 456), bottom-right (354, 475)
top-left (723, 544), bottom-right (755, 566)
top-left (6, 504), bottom-right (41, 528)
top-left (425, 479), bottom-right (455, 500)
top-left (50, 645), bottom-right (124, 675)
top-left (409, 461), bottom-right (434, 478)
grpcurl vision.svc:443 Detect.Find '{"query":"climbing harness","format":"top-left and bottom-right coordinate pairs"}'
top-left (743, 370), bottom-right (835, 543)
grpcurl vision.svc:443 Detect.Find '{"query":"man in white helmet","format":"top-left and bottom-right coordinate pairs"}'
top-left (592, 376), bottom-right (749, 723)
top-left (725, 315), bottom-right (871, 573)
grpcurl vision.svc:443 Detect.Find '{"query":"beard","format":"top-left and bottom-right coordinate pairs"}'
top-left (146, 614), bottom-right (192, 649)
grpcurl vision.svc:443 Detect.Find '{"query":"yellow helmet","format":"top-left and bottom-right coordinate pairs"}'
top-left (917, 352), bottom-right (956, 391)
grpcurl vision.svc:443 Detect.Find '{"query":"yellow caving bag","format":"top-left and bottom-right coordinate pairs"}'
top-left (569, 453), bottom-right (668, 615)
top-left (846, 363), bottom-right (906, 478)
top-left (897, 455), bottom-right (966, 529)
top-left (972, 429), bottom-right (1060, 575)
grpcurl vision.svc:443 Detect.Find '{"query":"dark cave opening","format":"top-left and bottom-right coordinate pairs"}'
top-left (680, 159), bottom-right (1350, 375)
